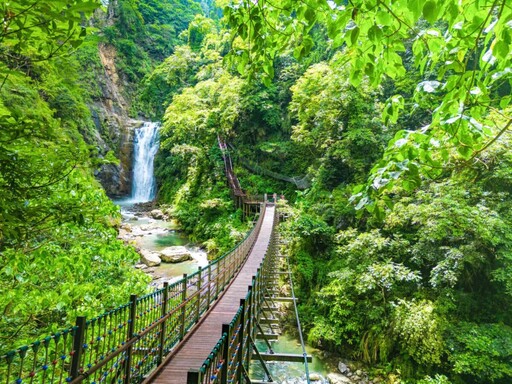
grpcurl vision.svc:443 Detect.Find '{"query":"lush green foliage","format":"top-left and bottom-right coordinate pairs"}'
top-left (101, 0), bottom-right (205, 116)
top-left (206, 1), bottom-right (512, 382)
top-left (289, 52), bottom-right (384, 186)
top-left (4, 1), bottom-right (511, 383)
top-left (225, 0), bottom-right (512, 215)
top-left (279, 126), bottom-right (512, 381)
top-left (158, 74), bottom-right (256, 253)
top-left (137, 16), bottom-right (227, 119)
top-left (0, 0), bottom-right (98, 64)
top-left (0, 1), bottom-right (150, 352)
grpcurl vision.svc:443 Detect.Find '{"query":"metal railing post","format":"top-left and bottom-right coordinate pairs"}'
top-left (70, 316), bottom-right (86, 379)
top-left (221, 324), bottom-right (230, 384)
top-left (237, 299), bottom-right (246, 383)
top-left (124, 294), bottom-right (137, 384)
top-left (222, 257), bottom-right (227, 290)
top-left (196, 267), bottom-right (202, 322)
top-left (207, 263), bottom-right (212, 309)
top-left (158, 282), bottom-right (169, 364)
top-left (229, 252), bottom-right (234, 281)
top-left (247, 281), bottom-right (255, 369)
top-left (180, 274), bottom-right (188, 340)
top-left (216, 259), bottom-right (222, 297)
top-left (187, 369), bottom-right (201, 384)
top-left (255, 267), bottom-right (262, 321)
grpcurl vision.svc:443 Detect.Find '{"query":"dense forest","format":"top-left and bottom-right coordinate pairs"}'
top-left (1, 0), bottom-right (512, 383)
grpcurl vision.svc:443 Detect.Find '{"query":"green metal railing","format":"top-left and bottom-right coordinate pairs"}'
top-left (0, 204), bottom-right (267, 384)
top-left (187, 207), bottom-right (279, 384)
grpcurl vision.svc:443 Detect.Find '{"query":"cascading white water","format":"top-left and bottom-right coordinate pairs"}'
top-left (131, 122), bottom-right (159, 202)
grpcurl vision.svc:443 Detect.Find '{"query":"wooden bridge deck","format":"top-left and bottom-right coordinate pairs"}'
top-left (151, 205), bottom-right (275, 384)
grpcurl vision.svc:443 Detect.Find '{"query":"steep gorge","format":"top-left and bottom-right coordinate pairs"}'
top-left (85, 0), bottom-right (204, 198)
top-left (88, 8), bottom-right (137, 197)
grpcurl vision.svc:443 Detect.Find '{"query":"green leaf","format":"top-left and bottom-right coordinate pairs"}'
top-left (376, 11), bottom-right (392, 26)
top-left (500, 96), bottom-right (511, 109)
top-left (262, 61), bottom-right (274, 78)
top-left (422, 1), bottom-right (438, 24)
top-left (350, 26), bottom-right (360, 46)
top-left (457, 145), bottom-right (472, 159)
top-left (407, 0), bottom-right (423, 19)
top-left (304, 8), bottom-right (316, 24)
top-left (493, 40), bottom-right (509, 60)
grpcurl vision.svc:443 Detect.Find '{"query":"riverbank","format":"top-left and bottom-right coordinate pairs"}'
top-left (116, 201), bottom-right (208, 287)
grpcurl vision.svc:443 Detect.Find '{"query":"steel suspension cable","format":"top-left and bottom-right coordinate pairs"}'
top-left (284, 241), bottom-right (311, 384)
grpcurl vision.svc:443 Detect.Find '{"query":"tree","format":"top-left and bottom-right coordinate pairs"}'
top-left (0, 0), bottom-right (99, 84)
top-left (289, 52), bottom-right (383, 185)
top-left (0, 0), bottom-right (151, 350)
top-left (224, 0), bottom-right (512, 213)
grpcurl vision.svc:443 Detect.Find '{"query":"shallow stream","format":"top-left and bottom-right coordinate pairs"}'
top-left (115, 199), bottom-right (208, 285)
top-left (252, 333), bottom-right (332, 383)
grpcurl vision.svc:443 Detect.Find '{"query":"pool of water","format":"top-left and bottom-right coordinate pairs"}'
top-left (252, 333), bottom-right (331, 383)
top-left (135, 228), bottom-right (189, 250)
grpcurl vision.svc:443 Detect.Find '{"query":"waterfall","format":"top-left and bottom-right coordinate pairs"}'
top-left (131, 122), bottom-right (159, 203)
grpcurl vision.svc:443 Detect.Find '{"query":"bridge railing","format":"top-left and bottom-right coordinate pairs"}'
top-left (0, 204), bottom-right (267, 384)
top-left (187, 207), bottom-right (279, 384)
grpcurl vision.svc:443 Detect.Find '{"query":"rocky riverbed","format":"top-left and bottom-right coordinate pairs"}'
top-left (258, 338), bottom-right (386, 384)
top-left (116, 203), bottom-right (208, 287)
top-left (322, 360), bottom-right (386, 384)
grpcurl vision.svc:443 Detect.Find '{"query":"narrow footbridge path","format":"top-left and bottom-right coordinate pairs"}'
top-left (1, 203), bottom-right (303, 384)
top-left (151, 205), bottom-right (275, 384)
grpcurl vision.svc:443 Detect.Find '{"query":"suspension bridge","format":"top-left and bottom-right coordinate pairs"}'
top-left (1, 138), bottom-right (311, 384)
top-left (1, 200), bottom-right (311, 384)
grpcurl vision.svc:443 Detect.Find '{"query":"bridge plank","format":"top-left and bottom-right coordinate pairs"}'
top-left (150, 206), bottom-right (275, 384)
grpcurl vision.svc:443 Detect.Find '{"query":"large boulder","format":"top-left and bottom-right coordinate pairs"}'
top-left (159, 246), bottom-right (192, 263)
top-left (140, 250), bottom-right (161, 267)
top-left (327, 373), bottom-right (353, 384)
top-left (150, 209), bottom-right (165, 220)
top-left (338, 362), bottom-right (350, 374)
top-left (120, 223), bottom-right (132, 232)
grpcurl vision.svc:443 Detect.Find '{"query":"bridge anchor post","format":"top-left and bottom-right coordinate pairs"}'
top-left (70, 316), bottom-right (86, 379)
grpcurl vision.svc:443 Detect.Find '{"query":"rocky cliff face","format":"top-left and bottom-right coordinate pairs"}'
top-left (90, 5), bottom-right (139, 198)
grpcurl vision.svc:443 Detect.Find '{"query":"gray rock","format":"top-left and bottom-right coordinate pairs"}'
top-left (356, 370), bottom-right (363, 376)
top-left (327, 373), bottom-right (352, 384)
top-left (120, 223), bottom-right (132, 232)
top-left (309, 373), bottom-right (323, 381)
top-left (150, 209), bottom-right (165, 220)
top-left (160, 246), bottom-right (192, 263)
top-left (338, 362), bottom-right (349, 374)
top-left (140, 250), bottom-right (161, 267)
